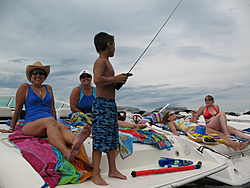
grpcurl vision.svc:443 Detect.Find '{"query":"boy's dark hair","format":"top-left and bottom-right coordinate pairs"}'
top-left (94, 32), bottom-right (114, 52)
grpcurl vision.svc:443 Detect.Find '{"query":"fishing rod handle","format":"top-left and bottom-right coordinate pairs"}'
top-left (115, 73), bottom-right (133, 90)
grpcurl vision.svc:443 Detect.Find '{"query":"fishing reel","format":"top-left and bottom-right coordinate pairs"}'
top-left (115, 73), bottom-right (133, 90)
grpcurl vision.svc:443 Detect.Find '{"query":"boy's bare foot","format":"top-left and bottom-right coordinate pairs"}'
top-left (71, 124), bottom-right (91, 153)
top-left (108, 170), bottom-right (127, 180)
top-left (239, 140), bottom-right (250, 150)
top-left (91, 175), bottom-right (108, 186)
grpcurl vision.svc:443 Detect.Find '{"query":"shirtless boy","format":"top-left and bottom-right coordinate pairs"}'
top-left (91, 32), bottom-right (128, 185)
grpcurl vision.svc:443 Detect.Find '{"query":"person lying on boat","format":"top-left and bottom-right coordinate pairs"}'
top-left (193, 95), bottom-right (250, 141)
top-left (0, 61), bottom-right (91, 162)
top-left (162, 112), bottom-right (250, 151)
top-left (69, 69), bottom-right (147, 129)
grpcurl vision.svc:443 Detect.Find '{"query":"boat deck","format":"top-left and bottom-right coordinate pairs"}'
top-left (0, 124), bottom-right (228, 188)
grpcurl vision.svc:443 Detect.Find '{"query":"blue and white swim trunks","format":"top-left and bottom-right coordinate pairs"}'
top-left (92, 97), bottom-right (119, 153)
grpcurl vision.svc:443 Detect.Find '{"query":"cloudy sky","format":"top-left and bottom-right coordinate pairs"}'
top-left (1, 0), bottom-right (250, 113)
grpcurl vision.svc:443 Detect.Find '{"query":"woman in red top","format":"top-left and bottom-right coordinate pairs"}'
top-left (193, 95), bottom-right (250, 141)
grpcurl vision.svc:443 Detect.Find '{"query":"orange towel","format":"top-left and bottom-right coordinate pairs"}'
top-left (71, 143), bottom-right (93, 182)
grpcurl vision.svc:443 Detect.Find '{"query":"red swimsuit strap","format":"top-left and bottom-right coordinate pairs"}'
top-left (204, 106), bottom-right (219, 120)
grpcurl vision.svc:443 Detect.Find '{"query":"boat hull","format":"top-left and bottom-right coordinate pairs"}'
top-left (0, 124), bottom-right (228, 188)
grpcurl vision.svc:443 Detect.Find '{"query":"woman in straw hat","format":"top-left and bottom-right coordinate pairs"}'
top-left (0, 61), bottom-right (91, 162)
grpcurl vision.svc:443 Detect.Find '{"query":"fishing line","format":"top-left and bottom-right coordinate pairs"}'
top-left (116, 0), bottom-right (182, 90)
top-left (127, 0), bottom-right (182, 74)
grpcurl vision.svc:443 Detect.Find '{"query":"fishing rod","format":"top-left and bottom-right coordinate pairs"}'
top-left (115, 0), bottom-right (183, 90)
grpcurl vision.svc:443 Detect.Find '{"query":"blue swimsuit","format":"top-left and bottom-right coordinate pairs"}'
top-left (77, 86), bottom-right (96, 113)
top-left (23, 85), bottom-right (54, 126)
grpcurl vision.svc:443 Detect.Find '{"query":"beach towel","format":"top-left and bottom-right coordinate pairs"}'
top-left (8, 121), bottom-right (61, 188)
top-left (186, 127), bottom-right (225, 145)
top-left (137, 112), bottom-right (162, 124)
top-left (8, 120), bottom-right (93, 187)
top-left (68, 112), bottom-right (92, 126)
top-left (56, 143), bottom-right (93, 185)
top-left (119, 128), bottom-right (173, 150)
top-left (119, 132), bottom-right (133, 159)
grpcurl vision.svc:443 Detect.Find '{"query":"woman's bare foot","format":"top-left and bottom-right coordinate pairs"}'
top-left (64, 148), bottom-right (80, 162)
top-left (108, 169), bottom-right (127, 180)
top-left (224, 134), bottom-right (231, 138)
top-left (239, 140), bottom-right (250, 150)
top-left (71, 124), bottom-right (91, 152)
top-left (231, 142), bottom-right (240, 151)
top-left (91, 174), bottom-right (108, 186)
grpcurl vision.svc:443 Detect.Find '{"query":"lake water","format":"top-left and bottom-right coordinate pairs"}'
top-left (179, 177), bottom-right (250, 188)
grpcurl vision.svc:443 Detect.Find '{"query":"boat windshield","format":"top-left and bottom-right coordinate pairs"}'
top-left (0, 96), bottom-right (70, 109)
top-left (0, 96), bottom-right (16, 108)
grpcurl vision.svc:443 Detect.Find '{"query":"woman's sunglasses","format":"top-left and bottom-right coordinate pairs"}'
top-left (205, 98), bottom-right (212, 101)
top-left (32, 71), bottom-right (45, 76)
top-left (80, 74), bottom-right (92, 79)
top-left (169, 113), bottom-right (174, 117)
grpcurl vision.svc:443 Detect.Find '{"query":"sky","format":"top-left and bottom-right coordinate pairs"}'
top-left (0, 0), bottom-right (250, 113)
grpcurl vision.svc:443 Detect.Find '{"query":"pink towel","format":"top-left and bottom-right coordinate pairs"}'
top-left (8, 122), bottom-right (61, 188)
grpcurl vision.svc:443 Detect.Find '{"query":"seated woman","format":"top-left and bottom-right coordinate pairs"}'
top-left (193, 95), bottom-right (250, 141)
top-left (0, 61), bottom-right (91, 162)
top-left (69, 70), bottom-right (146, 129)
top-left (162, 112), bottom-right (250, 151)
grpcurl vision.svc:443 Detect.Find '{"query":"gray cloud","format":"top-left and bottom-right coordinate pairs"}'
top-left (1, 0), bottom-right (250, 113)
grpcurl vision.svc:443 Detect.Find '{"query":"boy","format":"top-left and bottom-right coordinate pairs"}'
top-left (91, 32), bottom-right (128, 185)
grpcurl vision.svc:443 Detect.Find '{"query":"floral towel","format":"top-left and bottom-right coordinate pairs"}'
top-left (119, 128), bottom-right (173, 150)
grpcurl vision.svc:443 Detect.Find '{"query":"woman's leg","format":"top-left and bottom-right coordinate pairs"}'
top-left (57, 121), bottom-right (91, 153)
top-left (205, 128), bottom-right (241, 151)
top-left (227, 125), bottom-right (250, 140)
top-left (206, 112), bottom-right (230, 137)
top-left (22, 117), bottom-right (90, 161)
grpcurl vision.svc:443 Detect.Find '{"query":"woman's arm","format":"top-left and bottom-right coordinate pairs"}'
top-left (46, 85), bottom-right (57, 119)
top-left (168, 122), bottom-right (180, 136)
top-left (10, 83), bottom-right (27, 132)
top-left (193, 106), bottom-right (205, 123)
top-left (214, 104), bottom-right (220, 112)
top-left (70, 87), bottom-right (81, 113)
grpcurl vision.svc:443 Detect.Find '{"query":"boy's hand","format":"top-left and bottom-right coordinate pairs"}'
top-left (115, 73), bottom-right (133, 90)
top-left (115, 73), bottom-right (128, 84)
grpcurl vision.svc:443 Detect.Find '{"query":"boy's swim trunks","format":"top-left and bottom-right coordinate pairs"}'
top-left (92, 97), bottom-right (119, 153)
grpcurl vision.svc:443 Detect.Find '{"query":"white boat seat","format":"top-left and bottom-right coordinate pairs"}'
top-left (56, 108), bottom-right (71, 119)
top-left (0, 107), bottom-right (12, 118)
top-left (0, 107), bottom-right (12, 123)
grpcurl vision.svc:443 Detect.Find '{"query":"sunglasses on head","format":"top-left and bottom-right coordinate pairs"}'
top-left (80, 74), bottom-right (91, 79)
top-left (205, 98), bottom-right (212, 101)
top-left (32, 71), bottom-right (45, 76)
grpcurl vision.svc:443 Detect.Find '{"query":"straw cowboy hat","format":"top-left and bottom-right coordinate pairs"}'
top-left (26, 61), bottom-right (50, 82)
